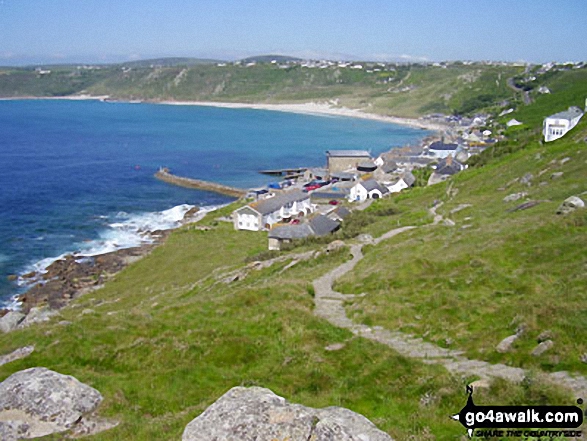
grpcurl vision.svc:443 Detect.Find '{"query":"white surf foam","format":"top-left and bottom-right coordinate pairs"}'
top-left (12, 203), bottom-right (220, 290)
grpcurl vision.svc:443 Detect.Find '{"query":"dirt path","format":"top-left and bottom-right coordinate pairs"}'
top-left (312, 215), bottom-right (587, 397)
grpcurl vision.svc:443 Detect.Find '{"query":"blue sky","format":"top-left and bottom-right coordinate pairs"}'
top-left (1, 0), bottom-right (586, 65)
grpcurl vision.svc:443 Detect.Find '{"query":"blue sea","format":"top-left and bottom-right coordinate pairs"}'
top-left (0, 99), bottom-right (429, 306)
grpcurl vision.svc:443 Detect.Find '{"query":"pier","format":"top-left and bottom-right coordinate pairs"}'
top-left (154, 168), bottom-right (246, 198)
top-left (259, 167), bottom-right (307, 177)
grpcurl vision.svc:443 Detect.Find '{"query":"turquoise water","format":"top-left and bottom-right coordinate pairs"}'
top-left (0, 99), bottom-right (429, 306)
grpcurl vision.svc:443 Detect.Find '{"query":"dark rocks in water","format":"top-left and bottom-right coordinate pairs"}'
top-left (6, 274), bottom-right (17, 282)
top-left (183, 206), bottom-right (200, 220)
top-left (182, 386), bottom-right (393, 441)
top-left (17, 244), bottom-right (160, 313)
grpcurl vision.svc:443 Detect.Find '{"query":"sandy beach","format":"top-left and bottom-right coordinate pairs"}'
top-left (158, 100), bottom-right (447, 132)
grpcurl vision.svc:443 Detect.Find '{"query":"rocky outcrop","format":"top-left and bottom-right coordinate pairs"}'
top-left (0, 346), bottom-right (34, 367)
top-left (0, 367), bottom-right (114, 439)
top-left (0, 311), bottom-right (25, 333)
top-left (182, 386), bottom-right (393, 441)
top-left (556, 196), bottom-right (585, 215)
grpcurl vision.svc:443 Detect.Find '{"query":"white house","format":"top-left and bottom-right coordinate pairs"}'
top-left (233, 190), bottom-right (314, 231)
top-left (386, 172), bottom-right (416, 193)
top-left (543, 106), bottom-right (584, 143)
top-left (427, 141), bottom-right (458, 159)
top-left (349, 179), bottom-right (389, 202)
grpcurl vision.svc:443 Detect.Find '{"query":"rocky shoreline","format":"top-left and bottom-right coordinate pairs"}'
top-left (0, 207), bottom-right (203, 321)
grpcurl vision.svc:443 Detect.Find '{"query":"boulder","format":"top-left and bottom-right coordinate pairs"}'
top-left (496, 334), bottom-right (518, 353)
top-left (326, 240), bottom-right (345, 253)
top-left (531, 340), bottom-right (554, 357)
top-left (537, 330), bottom-right (554, 343)
top-left (556, 196), bottom-right (585, 215)
top-left (182, 386), bottom-right (393, 441)
top-left (0, 311), bottom-right (25, 333)
top-left (17, 306), bottom-right (58, 329)
top-left (0, 367), bottom-right (105, 438)
top-left (520, 173), bottom-right (534, 186)
top-left (0, 345), bottom-right (35, 367)
top-left (503, 192), bottom-right (528, 203)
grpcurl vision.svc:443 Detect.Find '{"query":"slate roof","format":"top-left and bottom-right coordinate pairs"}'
top-left (547, 106), bottom-right (583, 121)
top-left (380, 161), bottom-right (398, 174)
top-left (402, 171), bottom-right (416, 187)
top-left (326, 150), bottom-right (371, 158)
top-left (435, 157), bottom-right (463, 175)
top-left (360, 179), bottom-right (389, 194)
top-left (246, 190), bottom-right (309, 215)
top-left (268, 224), bottom-right (313, 240)
top-left (308, 214), bottom-right (341, 236)
top-left (429, 141), bottom-right (458, 151)
top-left (268, 214), bottom-right (340, 239)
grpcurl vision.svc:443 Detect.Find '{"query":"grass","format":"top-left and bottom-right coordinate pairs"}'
top-left (335, 121), bottom-right (587, 376)
top-left (0, 208), bottom-right (577, 440)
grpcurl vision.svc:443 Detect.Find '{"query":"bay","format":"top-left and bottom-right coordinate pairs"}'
top-left (0, 99), bottom-right (428, 305)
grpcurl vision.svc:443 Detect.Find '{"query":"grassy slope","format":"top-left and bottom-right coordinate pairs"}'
top-left (336, 120), bottom-right (587, 375)
top-left (0, 63), bottom-right (523, 118)
top-left (0, 206), bottom-right (576, 440)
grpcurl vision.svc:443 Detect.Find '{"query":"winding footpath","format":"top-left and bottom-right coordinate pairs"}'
top-left (312, 206), bottom-right (587, 398)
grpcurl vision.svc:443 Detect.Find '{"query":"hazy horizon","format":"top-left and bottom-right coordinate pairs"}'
top-left (1, 0), bottom-right (586, 66)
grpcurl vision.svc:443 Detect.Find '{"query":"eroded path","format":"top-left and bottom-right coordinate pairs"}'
top-left (313, 221), bottom-right (587, 397)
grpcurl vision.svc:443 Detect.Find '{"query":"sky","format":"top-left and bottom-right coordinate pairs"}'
top-left (1, 0), bottom-right (586, 65)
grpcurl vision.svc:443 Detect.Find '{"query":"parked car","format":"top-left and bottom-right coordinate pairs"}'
top-left (328, 200), bottom-right (340, 205)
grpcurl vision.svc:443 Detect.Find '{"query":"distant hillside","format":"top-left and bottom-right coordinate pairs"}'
top-left (0, 60), bottom-right (536, 118)
top-left (239, 55), bottom-right (303, 64)
top-left (121, 58), bottom-right (223, 68)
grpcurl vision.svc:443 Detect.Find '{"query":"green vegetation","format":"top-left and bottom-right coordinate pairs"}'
top-left (1, 59), bottom-right (586, 440)
top-left (0, 61), bottom-right (525, 117)
top-left (335, 119), bottom-right (587, 377)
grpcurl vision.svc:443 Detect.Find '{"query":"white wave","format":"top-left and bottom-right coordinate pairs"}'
top-left (16, 203), bottom-right (220, 281)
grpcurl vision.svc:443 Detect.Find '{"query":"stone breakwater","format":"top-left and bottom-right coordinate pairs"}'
top-left (155, 167), bottom-right (246, 198)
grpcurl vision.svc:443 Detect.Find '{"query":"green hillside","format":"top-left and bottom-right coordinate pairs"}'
top-left (0, 60), bottom-right (525, 117)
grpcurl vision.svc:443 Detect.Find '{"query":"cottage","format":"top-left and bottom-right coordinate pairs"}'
top-left (349, 179), bottom-right (389, 202)
top-left (267, 215), bottom-right (340, 250)
top-left (326, 150), bottom-right (371, 173)
top-left (233, 190), bottom-right (314, 231)
top-left (386, 172), bottom-right (416, 193)
top-left (428, 156), bottom-right (464, 185)
top-left (427, 141), bottom-right (458, 158)
top-left (543, 106), bottom-right (584, 142)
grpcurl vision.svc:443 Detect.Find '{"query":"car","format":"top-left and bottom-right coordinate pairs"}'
top-left (328, 200), bottom-right (340, 205)
top-left (290, 219), bottom-right (300, 224)
top-left (304, 184), bottom-right (322, 191)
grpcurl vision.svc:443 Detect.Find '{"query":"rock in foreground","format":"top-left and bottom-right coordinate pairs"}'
top-left (183, 386), bottom-right (393, 441)
top-left (0, 367), bottom-right (113, 439)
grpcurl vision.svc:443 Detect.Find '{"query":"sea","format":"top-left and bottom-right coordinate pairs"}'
top-left (0, 99), bottom-right (429, 307)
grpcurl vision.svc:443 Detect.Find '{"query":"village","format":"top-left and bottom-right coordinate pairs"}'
top-left (232, 101), bottom-right (586, 250)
